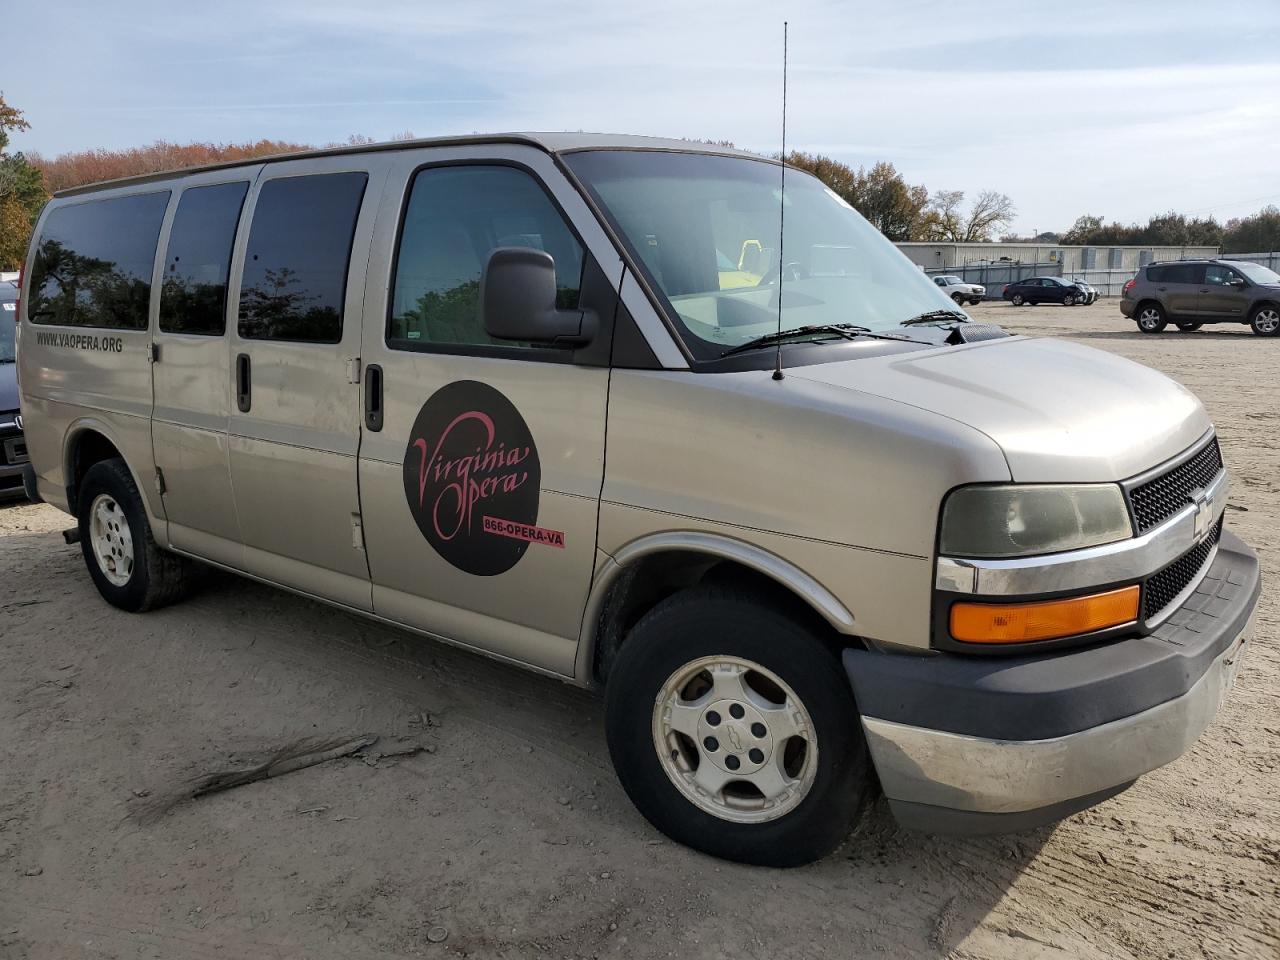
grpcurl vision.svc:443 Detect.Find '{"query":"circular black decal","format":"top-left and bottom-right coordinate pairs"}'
top-left (403, 381), bottom-right (542, 576)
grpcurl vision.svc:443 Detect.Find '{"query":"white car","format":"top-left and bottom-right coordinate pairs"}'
top-left (932, 274), bottom-right (986, 306)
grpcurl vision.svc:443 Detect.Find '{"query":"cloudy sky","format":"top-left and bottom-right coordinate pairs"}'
top-left (6, 0), bottom-right (1278, 233)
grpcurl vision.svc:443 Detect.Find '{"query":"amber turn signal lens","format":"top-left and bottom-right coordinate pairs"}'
top-left (950, 585), bottom-right (1140, 644)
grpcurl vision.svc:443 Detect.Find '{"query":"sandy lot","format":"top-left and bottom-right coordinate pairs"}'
top-left (1, 300), bottom-right (1277, 960)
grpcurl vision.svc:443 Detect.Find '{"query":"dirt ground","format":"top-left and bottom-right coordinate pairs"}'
top-left (1, 300), bottom-right (1277, 960)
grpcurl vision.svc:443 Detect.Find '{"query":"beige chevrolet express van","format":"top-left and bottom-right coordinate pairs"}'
top-left (17, 134), bottom-right (1260, 866)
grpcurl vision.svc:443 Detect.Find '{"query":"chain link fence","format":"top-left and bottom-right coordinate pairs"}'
top-left (924, 262), bottom-right (1060, 299)
top-left (925, 263), bottom-right (1157, 299)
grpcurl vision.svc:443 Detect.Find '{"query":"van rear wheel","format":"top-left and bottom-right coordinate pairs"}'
top-left (77, 458), bottom-right (193, 612)
top-left (604, 585), bottom-right (873, 867)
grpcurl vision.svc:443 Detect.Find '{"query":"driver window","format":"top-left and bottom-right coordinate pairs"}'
top-left (388, 165), bottom-right (584, 349)
top-left (1205, 265), bottom-right (1237, 286)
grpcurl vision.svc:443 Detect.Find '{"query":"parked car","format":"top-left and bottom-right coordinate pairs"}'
top-left (1068, 277), bottom-right (1099, 305)
top-left (1002, 276), bottom-right (1086, 306)
top-left (0, 280), bottom-right (29, 498)
top-left (16, 134), bottom-right (1259, 866)
top-left (931, 274), bottom-right (985, 306)
top-left (1121, 259), bottom-right (1280, 336)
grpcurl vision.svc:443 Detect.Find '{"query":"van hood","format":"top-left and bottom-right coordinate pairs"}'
top-left (789, 336), bottom-right (1211, 482)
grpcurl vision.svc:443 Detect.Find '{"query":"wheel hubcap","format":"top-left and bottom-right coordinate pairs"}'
top-left (1257, 310), bottom-right (1279, 333)
top-left (653, 656), bottom-right (817, 824)
top-left (89, 494), bottom-right (134, 587)
top-left (1139, 308), bottom-right (1161, 329)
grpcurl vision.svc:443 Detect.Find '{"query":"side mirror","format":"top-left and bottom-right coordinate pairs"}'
top-left (1227, 276), bottom-right (1246, 287)
top-left (481, 247), bottom-right (596, 347)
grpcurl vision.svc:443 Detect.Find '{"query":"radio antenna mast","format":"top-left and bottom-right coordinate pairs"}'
top-left (772, 21), bottom-right (789, 382)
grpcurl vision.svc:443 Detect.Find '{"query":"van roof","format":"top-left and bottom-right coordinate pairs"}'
top-left (52, 132), bottom-right (769, 198)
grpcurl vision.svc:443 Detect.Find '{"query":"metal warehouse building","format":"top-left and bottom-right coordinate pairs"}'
top-left (895, 242), bottom-right (1220, 273)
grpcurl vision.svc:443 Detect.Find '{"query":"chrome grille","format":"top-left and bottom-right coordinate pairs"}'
top-left (1143, 518), bottom-right (1222, 620)
top-left (1129, 438), bottom-right (1223, 533)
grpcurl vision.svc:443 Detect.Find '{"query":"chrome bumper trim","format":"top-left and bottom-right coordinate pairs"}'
top-left (861, 609), bottom-right (1254, 814)
top-left (936, 469), bottom-right (1228, 595)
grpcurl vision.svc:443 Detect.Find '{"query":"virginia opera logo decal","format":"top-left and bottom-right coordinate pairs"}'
top-left (403, 381), bottom-right (563, 576)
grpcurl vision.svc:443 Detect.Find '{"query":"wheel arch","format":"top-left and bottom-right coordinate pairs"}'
top-left (63, 418), bottom-right (142, 513)
top-left (577, 532), bottom-right (860, 686)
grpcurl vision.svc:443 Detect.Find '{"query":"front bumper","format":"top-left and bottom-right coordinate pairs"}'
top-left (844, 528), bottom-right (1260, 834)
top-left (0, 419), bottom-right (28, 496)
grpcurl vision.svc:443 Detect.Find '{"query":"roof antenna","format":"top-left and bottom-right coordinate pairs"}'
top-left (772, 21), bottom-right (789, 382)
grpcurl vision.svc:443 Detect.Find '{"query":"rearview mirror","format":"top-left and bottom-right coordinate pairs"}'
top-left (481, 247), bottom-right (596, 347)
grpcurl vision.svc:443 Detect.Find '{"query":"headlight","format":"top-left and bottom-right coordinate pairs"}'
top-left (940, 484), bottom-right (1132, 558)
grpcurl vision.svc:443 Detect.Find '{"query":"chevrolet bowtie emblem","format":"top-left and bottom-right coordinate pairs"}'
top-left (1189, 487), bottom-right (1213, 539)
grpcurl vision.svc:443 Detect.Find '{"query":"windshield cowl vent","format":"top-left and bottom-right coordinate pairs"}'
top-left (945, 324), bottom-right (1010, 346)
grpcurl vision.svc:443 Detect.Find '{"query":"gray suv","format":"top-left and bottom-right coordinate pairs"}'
top-left (1121, 258), bottom-right (1280, 336)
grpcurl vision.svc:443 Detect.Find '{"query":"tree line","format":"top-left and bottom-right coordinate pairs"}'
top-left (2, 91), bottom-right (1278, 270)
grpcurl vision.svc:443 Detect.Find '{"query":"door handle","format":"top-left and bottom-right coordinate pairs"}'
top-left (364, 364), bottom-right (383, 432)
top-left (236, 353), bottom-right (251, 413)
top-left (1156, 287), bottom-right (1167, 292)
top-left (1199, 288), bottom-right (1209, 293)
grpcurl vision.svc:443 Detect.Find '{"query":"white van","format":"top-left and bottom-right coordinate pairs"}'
top-left (17, 134), bottom-right (1260, 866)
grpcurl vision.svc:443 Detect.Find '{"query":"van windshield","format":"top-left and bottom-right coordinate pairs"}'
top-left (564, 150), bottom-right (956, 361)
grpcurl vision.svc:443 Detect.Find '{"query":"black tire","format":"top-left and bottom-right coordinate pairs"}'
top-left (1011, 294), bottom-right (1024, 306)
top-left (951, 293), bottom-right (965, 305)
top-left (1250, 304), bottom-right (1280, 337)
top-left (1062, 294), bottom-right (1076, 307)
top-left (1175, 322), bottom-right (1203, 332)
top-left (969, 298), bottom-right (983, 306)
top-left (1135, 302), bottom-right (1167, 333)
top-left (76, 458), bottom-right (193, 612)
top-left (605, 585), bottom-right (873, 867)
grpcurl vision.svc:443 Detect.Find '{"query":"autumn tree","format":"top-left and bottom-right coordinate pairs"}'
top-left (919, 189), bottom-right (1016, 242)
top-left (0, 93), bottom-right (48, 270)
top-left (783, 153), bottom-right (930, 241)
top-left (30, 139), bottom-right (314, 193)
top-left (1223, 206), bottom-right (1280, 253)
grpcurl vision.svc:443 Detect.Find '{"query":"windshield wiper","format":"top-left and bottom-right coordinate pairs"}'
top-left (901, 309), bottom-right (967, 327)
top-left (720, 323), bottom-right (869, 358)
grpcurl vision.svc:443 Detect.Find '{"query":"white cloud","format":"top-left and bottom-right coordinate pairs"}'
top-left (6, 0), bottom-right (1278, 231)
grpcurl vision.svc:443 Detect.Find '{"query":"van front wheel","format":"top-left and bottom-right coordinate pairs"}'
top-left (77, 458), bottom-right (192, 612)
top-left (604, 586), bottom-right (873, 867)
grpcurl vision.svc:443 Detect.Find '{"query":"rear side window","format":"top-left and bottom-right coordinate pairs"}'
top-left (1146, 265), bottom-right (1167, 282)
top-left (237, 172), bottom-right (368, 343)
top-left (160, 181), bottom-right (249, 335)
top-left (1158, 264), bottom-right (1204, 284)
top-left (388, 165), bottom-right (584, 349)
top-left (29, 191), bottom-right (170, 329)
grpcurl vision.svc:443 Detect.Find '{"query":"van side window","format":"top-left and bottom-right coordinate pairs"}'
top-left (388, 165), bottom-right (584, 349)
top-left (28, 191), bottom-right (170, 329)
top-left (238, 172), bottom-right (368, 343)
top-left (160, 181), bottom-right (249, 335)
